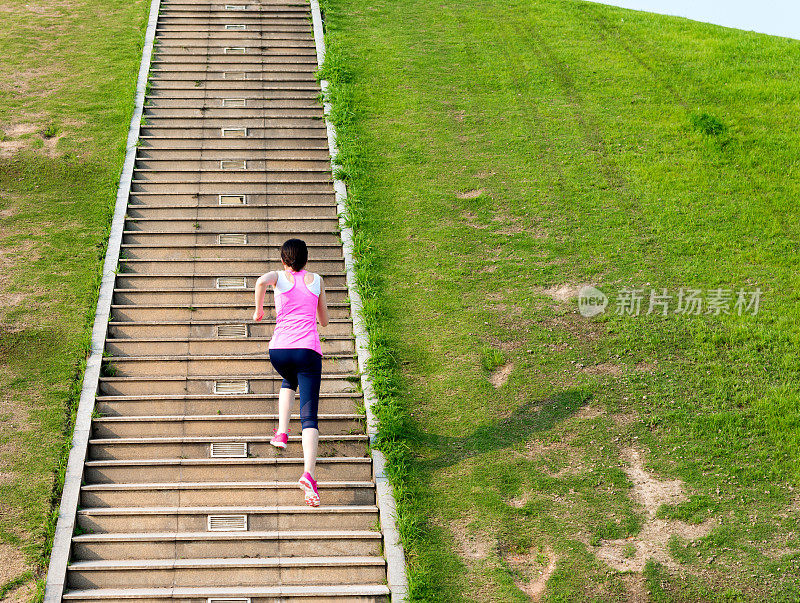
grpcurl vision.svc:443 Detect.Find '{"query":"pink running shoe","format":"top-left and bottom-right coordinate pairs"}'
top-left (298, 471), bottom-right (320, 507)
top-left (270, 429), bottom-right (288, 450)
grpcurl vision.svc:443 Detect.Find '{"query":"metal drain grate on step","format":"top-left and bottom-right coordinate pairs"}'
top-left (216, 276), bottom-right (247, 289)
top-left (219, 194), bottom-right (246, 205)
top-left (216, 324), bottom-right (247, 338)
top-left (224, 24), bottom-right (246, 30)
top-left (224, 4), bottom-right (247, 9)
top-left (224, 47), bottom-right (246, 54)
top-left (210, 442), bottom-right (248, 458)
top-left (208, 599), bottom-right (251, 603)
top-left (222, 98), bottom-right (246, 108)
top-left (221, 127), bottom-right (247, 138)
top-left (220, 160), bottom-right (246, 170)
top-left (218, 233), bottom-right (248, 245)
top-left (208, 514), bottom-right (248, 531)
top-left (214, 380), bottom-right (248, 395)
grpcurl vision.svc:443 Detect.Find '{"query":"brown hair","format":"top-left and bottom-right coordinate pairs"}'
top-left (280, 238), bottom-right (308, 271)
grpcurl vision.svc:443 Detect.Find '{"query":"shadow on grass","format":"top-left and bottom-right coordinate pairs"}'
top-left (416, 389), bottom-right (591, 470)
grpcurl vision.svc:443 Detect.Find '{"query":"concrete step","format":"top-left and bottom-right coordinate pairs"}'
top-left (112, 286), bottom-right (347, 303)
top-left (143, 106), bottom-right (323, 118)
top-left (151, 56), bottom-right (317, 67)
top-left (125, 206), bottom-right (335, 220)
top-left (140, 116), bottom-right (325, 128)
top-left (112, 274), bottom-right (347, 289)
top-left (106, 318), bottom-right (354, 338)
top-left (122, 216), bottom-right (339, 232)
top-left (156, 22), bottom-right (311, 31)
top-left (132, 170), bottom-right (332, 185)
top-left (67, 555), bottom-right (386, 589)
top-left (98, 374), bottom-right (360, 396)
top-left (130, 183), bottom-right (334, 196)
top-left (93, 393), bottom-right (363, 416)
top-left (138, 135), bottom-right (327, 149)
top-left (153, 37), bottom-right (315, 49)
top-left (129, 179), bottom-right (334, 192)
top-left (71, 530), bottom-right (383, 560)
top-left (90, 413), bottom-right (364, 437)
top-left (149, 70), bottom-right (317, 82)
top-left (105, 336), bottom-right (354, 356)
top-left (83, 457), bottom-right (372, 484)
top-left (152, 51), bottom-right (318, 62)
top-left (111, 286), bottom-right (346, 304)
top-left (88, 434), bottom-right (369, 459)
top-left (155, 27), bottom-right (312, 37)
top-left (80, 480), bottom-right (376, 507)
top-left (134, 158), bottom-right (332, 171)
top-left (108, 304), bottom-right (348, 322)
top-left (144, 98), bottom-right (320, 109)
top-left (139, 123), bottom-right (325, 136)
top-left (62, 584), bottom-right (389, 602)
top-left (157, 15), bottom-right (309, 24)
top-left (145, 89), bottom-right (320, 102)
top-left (117, 256), bottom-right (341, 272)
top-left (101, 354), bottom-right (357, 377)
top-left (129, 181), bottom-right (334, 194)
top-left (119, 241), bottom-right (341, 258)
top-left (148, 80), bottom-right (320, 91)
top-left (76, 505), bottom-right (378, 533)
top-left (121, 231), bottom-right (341, 246)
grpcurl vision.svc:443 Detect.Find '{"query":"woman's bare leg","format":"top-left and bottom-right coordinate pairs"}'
top-left (301, 427), bottom-right (319, 478)
top-left (277, 387), bottom-right (294, 434)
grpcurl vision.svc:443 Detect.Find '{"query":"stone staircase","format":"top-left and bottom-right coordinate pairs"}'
top-left (60, 0), bottom-right (390, 600)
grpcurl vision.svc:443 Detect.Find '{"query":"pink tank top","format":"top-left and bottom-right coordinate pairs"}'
top-left (268, 269), bottom-right (322, 355)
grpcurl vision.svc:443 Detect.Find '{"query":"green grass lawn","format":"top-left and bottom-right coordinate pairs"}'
top-left (0, 0), bottom-right (149, 598)
top-left (320, 0), bottom-right (800, 600)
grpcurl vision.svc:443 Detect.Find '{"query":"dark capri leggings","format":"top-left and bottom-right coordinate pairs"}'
top-left (269, 348), bottom-right (322, 430)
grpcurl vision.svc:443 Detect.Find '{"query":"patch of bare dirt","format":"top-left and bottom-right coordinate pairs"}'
top-left (489, 362), bottom-right (513, 388)
top-left (3, 578), bottom-right (37, 602)
top-left (542, 284), bottom-right (582, 302)
top-left (491, 213), bottom-right (523, 235)
top-left (462, 211), bottom-right (487, 229)
top-left (610, 412), bottom-right (638, 427)
top-left (523, 439), bottom-right (586, 478)
top-left (508, 493), bottom-right (530, 508)
top-left (594, 448), bottom-right (715, 572)
top-left (0, 541), bottom-right (28, 586)
top-left (474, 170), bottom-right (496, 179)
top-left (539, 312), bottom-right (606, 343)
top-left (0, 123), bottom-right (39, 158)
top-left (635, 361), bottom-right (657, 373)
top-left (620, 573), bottom-right (649, 602)
top-left (452, 521), bottom-right (493, 561)
top-left (582, 362), bottom-right (623, 377)
top-left (502, 547), bottom-right (558, 601)
top-left (574, 405), bottom-right (606, 420)
top-left (457, 188), bottom-right (485, 199)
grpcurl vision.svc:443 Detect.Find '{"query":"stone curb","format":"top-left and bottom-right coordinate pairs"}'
top-left (42, 0), bottom-right (162, 600)
top-left (308, 1), bottom-right (410, 600)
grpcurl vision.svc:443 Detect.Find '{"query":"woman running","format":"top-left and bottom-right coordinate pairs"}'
top-left (253, 238), bottom-right (329, 506)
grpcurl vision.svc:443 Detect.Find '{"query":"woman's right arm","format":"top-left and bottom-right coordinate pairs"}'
top-left (253, 271), bottom-right (278, 321)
